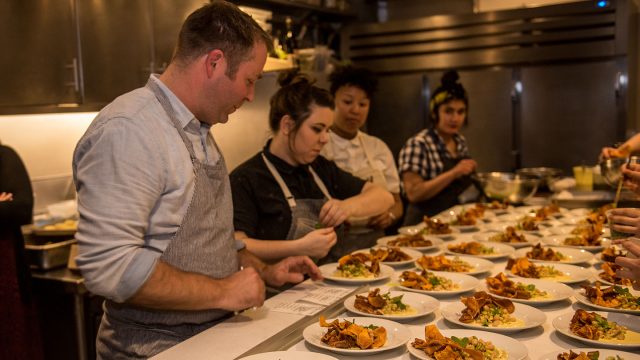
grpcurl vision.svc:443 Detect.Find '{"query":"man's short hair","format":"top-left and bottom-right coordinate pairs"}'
top-left (172, 1), bottom-right (272, 78)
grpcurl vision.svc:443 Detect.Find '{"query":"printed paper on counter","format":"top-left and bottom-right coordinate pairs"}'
top-left (269, 301), bottom-right (324, 316)
top-left (299, 286), bottom-right (354, 306)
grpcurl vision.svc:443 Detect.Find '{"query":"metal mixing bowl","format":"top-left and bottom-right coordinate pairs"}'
top-left (473, 172), bottom-right (540, 203)
top-left (516, 167), bottom-right (563, 187)
top-left (599, 156), bottom-right (640, 187)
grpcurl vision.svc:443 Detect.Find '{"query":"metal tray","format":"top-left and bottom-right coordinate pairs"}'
top-left (25, 238), bottom-right (76, 270)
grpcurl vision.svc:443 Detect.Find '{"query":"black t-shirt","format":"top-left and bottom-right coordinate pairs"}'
top-left (230, 142), bottom-right (366, 240)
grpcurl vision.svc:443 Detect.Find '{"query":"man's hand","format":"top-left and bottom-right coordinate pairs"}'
top-left (216, 267), bottom-right (266, 311)
top-left (607, 208), bottom-right (640, 237)
top-left (261, 256), bottom-right (322, 287)
top-left (453, 159), bottom-right (477, 178)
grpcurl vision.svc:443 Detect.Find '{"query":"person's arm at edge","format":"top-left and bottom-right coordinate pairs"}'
top-left (127, 258), bottom-right (264, 311)
top-left (237, 248), bottom-right (322, 286)
top-left (402, 168), bottom-right (461, 203)
top-left (341, 181), bottom-right (393, 218)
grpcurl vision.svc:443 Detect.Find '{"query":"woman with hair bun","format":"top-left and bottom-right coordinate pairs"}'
top-left (230, 70), bottom-right (393, 263)
top-left (398, 70), bottom-right (479, 225)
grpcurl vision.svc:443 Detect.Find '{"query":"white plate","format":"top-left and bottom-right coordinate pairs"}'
top-left (398, 223), bottom-right (460, 240)
top-left (574, 287), bottom-right (640, 315)
top-left (238, 351), bottom-right (338, 360)
top-left (506, 262), bottom-right (592, 284)
top-left (538, 348), bottom-right (640, 360)
top-left (441, 301), bottom-right (546, 333)
top-left (557, 216), bottom-right (582, 225)
top-left (542, 235), bottom-right (610, 252)
top-left (444, 239), bottom-right (515, 260)
top-left (319, 263), bottom-right (395, 284)
top-left (415, 255), bottom-right (494, 275)
top-left (513, 246), bottom-right (595, 264)
top-left (302, 317), bottom-right (411, 355)
top-left (343, 290), bottom-right (439, 320)
top-left (376, 235), bottom-right (443, 252)
top-left (472, 231), bottom-right (541, 249)
top-left (407, 328), bottom-right (528, 360)
top-left (483, 277), bottom-right (574, 305)
top-left (396, 270), bottom-right (480, 297)
top-left (552, 311), bottom-right (640, 349)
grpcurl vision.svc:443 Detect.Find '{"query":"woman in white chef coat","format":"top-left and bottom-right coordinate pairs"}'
top-left (230, 70), bottom-right (394, 263)
top-left (320, 65), bottom-right (403, 248)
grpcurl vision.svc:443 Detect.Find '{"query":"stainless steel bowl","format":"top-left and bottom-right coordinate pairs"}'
top-left (599, 156), bottom-right (639, 187)
top-left (473, 172), bottom-right (540, 203)
top-left (516, 167), bottom-right (563, 187)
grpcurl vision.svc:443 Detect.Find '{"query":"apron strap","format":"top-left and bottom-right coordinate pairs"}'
top-left (262, 153), bottom-right (297, 208)
top-left (147, 79), bottom-right (198, 163)
top-left (308, 166), bottom-right (332, 200)
top-left (261, 153), bottom-right (333, 209)
top-left (358, 132), bottom-right (377, 169)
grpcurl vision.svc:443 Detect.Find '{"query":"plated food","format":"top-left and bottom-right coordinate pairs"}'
top-left (485, 272), bottom-right (573, 304)
top-left (514, 244), bottom-right (595, 264)
top-left (505, 257), bottom-right (591, 284)
top-left (475, 227), bottom-right (539, 249)
top-left (318, 261), bottom-right (394, 284)
top-left (552, 310), bottom-right (640, 349)
top-left (408, 327), bottom-right (527, 360)
top-left (543, 235), bottom-right (610, 251)
top-left (358, 246), bottom-right (423, 267)
top-left (344, 289), bottom-right (439, 320)
top-left (598, 262), bottom-right (634, 286)
top-left (397, 270), bottom-right (480, 296)
top-left (238, 351), bottom-right (338, 360)
top-left (445, 240), bottom-right (515, 260)
top-left (376, 233), bottom-right (442, 252)
top-left (600, 245), bottom-right (629, 263)
top-left (538, 348), bottom-right (640, 360)
top-left (574, 282), bottom-right (640, 315)
top-left (440, 291), bottom-right (546, 333)
top-left (416, 254), bottom-right (493, 275)
top-left (302, 316), bottom-right (411, 355)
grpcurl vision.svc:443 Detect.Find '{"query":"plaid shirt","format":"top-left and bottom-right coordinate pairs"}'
top-left (398, 128), bottom-right (470, 180)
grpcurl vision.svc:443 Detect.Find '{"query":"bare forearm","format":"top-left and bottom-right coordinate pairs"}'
top-left (405, 170), bottom-right (458, 203)
top-left (127, 259), bottom-right (230, 311)
top-left (237, 233), bottom-right (303, 261)
top-left (343, 183), bottom-right (393, 217)
top-left (390, 193), bottom-right (404, 221)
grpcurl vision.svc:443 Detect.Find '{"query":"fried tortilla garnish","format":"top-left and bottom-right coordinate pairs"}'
top-left (422, 216), bottom-right (453, 235)
top-left (416, 255), bottom-right (473, 272)
top-left (369, 246), bottom-right (412, 262)
top-left (319, 316), bottom-right (387, 349)
top-left (599, 262), bottom-right (633, 286)
top-left (459, 291), bottom-right (515, 323)
top-left (387, 233), bottom-right (433, 247)
top-left (525, 243), bottom-right (565, 261)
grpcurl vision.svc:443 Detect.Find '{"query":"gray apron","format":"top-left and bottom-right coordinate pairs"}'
top-left (403, 140), bottom-right (475, 226)
top-left (262, 154), bottom-right (345, 263)
top-left (95, 79), bottom-right (239, 359)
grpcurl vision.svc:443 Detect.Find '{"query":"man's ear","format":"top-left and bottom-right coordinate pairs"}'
top-left (206, 50), bottom-right (224, 77)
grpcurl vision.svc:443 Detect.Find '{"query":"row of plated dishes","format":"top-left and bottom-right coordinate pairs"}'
top-left (299, 203), bottom-right (639, 360)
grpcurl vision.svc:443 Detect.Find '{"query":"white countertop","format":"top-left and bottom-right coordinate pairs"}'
top-left (153, 212), bottom-right (639, 360)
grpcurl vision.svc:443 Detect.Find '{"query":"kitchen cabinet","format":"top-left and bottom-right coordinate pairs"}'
top-left (0, 0), bottom-right (81, 109)
top-left (78, 0), bottom-right (153, 105)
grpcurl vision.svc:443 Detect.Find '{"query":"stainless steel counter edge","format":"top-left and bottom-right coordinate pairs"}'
top-left (151, 282), bottom-right (366, 360)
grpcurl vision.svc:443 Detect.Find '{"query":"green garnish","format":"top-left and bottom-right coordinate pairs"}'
top-left (314, 223), bottom-right (324, 229)
top-left (429, 276), bottom-right (442, 286)
top-left (388, 294), bottom-right (407, 310)
top-left (451, 336), bottom-right (469, 348)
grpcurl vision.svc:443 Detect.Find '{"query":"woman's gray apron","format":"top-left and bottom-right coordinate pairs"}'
top-left (403, 149), bottom-right (475, 226)
top-left (95, 79), bottom-right (239, 359)
top-left (262, 154), bottom-right (346, 263)
top-left (337, 134), bottom-right (385, 250)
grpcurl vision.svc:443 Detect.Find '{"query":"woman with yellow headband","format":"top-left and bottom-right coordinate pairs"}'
top-left (398, 70), bottom-right (479, 225)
